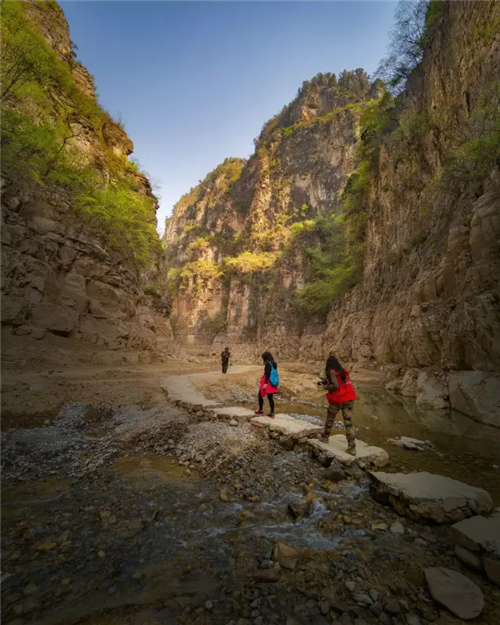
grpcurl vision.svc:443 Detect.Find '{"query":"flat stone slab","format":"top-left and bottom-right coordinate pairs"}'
top-left (161, 374), bottom-right (219, 408)
top-left (452, 510), bottom-right (500, 556)
top-left (308, 435), bottom-right (389, 468)
top-left (424, 567), bottom-right (484, 620)
top-left (369, 471), bottom-right (493, 523)
top-left (452, 509), bottom-right (500, 585)
top-left (251, 414), bottom-right (322, 438)
top-left (210, 406), bottom-right (255, 422)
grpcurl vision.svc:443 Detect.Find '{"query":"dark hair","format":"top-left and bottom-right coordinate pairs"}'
top-left (328, 353), bottom-right (347, 384)
top-left (262, 351), bottom-right (275, 365)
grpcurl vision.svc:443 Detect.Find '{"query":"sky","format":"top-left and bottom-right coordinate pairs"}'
top-left (61, 1), bottom-right (398, 232)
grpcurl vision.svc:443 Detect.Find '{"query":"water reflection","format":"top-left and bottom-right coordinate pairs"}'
top-left (278, 382), bottom-right (500, 503)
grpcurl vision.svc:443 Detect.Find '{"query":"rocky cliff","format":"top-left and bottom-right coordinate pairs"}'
top-left (1, 0), bottom-right (179, 369)
top-left (164, 1), bottom-right (500, 423)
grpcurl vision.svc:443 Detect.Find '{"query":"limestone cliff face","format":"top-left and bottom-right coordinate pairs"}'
top-left (165, 1), bottom-right (500, 376)
top-left (165, 72), bottom-right (376, 351)
top-left (305, 0), bottom-right (500, 373)
top-left (1, 1), bottom-right (178, 368)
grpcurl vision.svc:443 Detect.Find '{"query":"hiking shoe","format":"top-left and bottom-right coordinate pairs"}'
top-left (317, 433), bottom-right (329, 442)
top-left (267, 414), bottom-right (275, 419)
top-left (254, 410), bottom-right (264, 415)
top-left (346, 446), bottom-right (357, 456)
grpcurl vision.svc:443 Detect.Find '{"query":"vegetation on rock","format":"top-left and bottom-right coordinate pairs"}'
top-left (0, 1), bottom-right (160, 267)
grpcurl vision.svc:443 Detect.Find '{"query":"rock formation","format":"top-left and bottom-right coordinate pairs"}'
top-left (1, 0), bottom-right (179, 369)
top-left (164, 0), bottom-right (500, 424)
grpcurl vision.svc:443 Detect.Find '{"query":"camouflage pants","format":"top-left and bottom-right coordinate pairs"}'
top-left (323, 401), bottom-right (356, 450)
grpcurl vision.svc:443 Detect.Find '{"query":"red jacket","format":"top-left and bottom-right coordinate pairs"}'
top-left (325, 369), bottom-right (358, 405)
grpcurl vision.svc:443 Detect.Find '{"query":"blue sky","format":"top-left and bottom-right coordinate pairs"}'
top-left (61, 1), bottom-right (397, 231)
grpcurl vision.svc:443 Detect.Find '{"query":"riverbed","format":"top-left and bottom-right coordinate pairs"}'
top-left (2, 362), bottom-right (500, 624)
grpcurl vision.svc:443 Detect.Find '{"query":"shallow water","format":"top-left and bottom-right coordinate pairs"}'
top-left (277, 382), bottom-right (500, 502)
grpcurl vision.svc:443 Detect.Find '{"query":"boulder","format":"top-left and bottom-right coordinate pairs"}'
top-left (416, 370), bottom-right (449, 410)
top-left (400, 369), bottom-right (419, 397)
top-left (368, 471), bottom-right (493, 523)
top-left (449, 371), bottom-right (500, 428)
top-left (323, 463), bottom-right (346, 482)
top-left (31, 303), bottom-right (78, 335)
top-left (273, 542), bottom-right (298, 570)
top-left (424, 567), bottom-right (484, 620)
top-left (309, 435), bottom-right (389, 468)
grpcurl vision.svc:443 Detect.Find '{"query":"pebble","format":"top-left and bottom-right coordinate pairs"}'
top-left (369, 589), bottom-right (379, 602)
top-left (319, 600), bottom-right (330, 615)
top-left (205, 600), bottom-right (213, 610)
top-left (369, 602), bottom-right (383, 617)
top-left (406, 615), bottom-right (420, 625)
top-left (355, 593), bottom-right (373, 606)
top-left (23, 583), bottom-right (40, 596)
top-left (385, 600), bottom-right (400, 615)
top-left (389, 521), bottom-right (405, 535)
top-left (229, 419), bottom-right (239, 427)
top-left (254, 618), bottom-right (263, 625)
top-left (345, 580), bottom-right (356, 592)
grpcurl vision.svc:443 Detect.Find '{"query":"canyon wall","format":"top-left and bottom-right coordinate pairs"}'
top-left (1, 0), bottom-right (179, 370)
top-left (164, 1), bottom-right (500, 424)
top-left (165, 1), bottom-right (500, 373)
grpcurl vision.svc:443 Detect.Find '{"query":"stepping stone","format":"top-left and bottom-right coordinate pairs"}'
top-left (424, 567), bottom-right (484, 620)
top-left (368, 471), bottom-right (493, 523)
top-left (308, 435), bottom-right (389, 468)
top-left (251, 414), bottom-right (322, 438)
top-left (452, 508), bottom-right (500, 584)
top-left (210, 406), bottom-right (255, 422)
top-left (161, 375), bottom-right (219, 408)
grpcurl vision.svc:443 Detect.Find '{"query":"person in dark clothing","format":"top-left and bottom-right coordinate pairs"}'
top-left (255, 351), bottom-right (278, 418)
top-left (317, 351), bottom-right (358, 454)
top-left (221, 347), bottom-right (231, 374)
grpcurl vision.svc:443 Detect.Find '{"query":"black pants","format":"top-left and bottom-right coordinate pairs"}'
top-left (222, 360), bottom-right (228, 373)
top-left (258, 391), bottom-right (275, 414)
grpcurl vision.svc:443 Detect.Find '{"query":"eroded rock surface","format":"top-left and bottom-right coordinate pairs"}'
top-left (368, 471), bottom-right (493, 523)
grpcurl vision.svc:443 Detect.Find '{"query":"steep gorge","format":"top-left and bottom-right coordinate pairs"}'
top-left (1, 0), bottom-right (179, 370)
top-left (164, 2), bottom-right (500, 398)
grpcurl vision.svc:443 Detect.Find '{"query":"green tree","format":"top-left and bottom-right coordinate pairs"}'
top-left (376, 0), bottom-right (429, 95)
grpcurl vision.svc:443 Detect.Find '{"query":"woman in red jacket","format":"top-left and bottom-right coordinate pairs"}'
top-left (318, 352), bottom-right (358, 455)
top-left (255, 351), bottom-right (278, 418)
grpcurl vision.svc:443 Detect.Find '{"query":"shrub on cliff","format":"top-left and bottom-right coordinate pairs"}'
top-left (0, 1), bottom-right (160, 268)
top-left (225, 252), bottom-right (277, 274)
